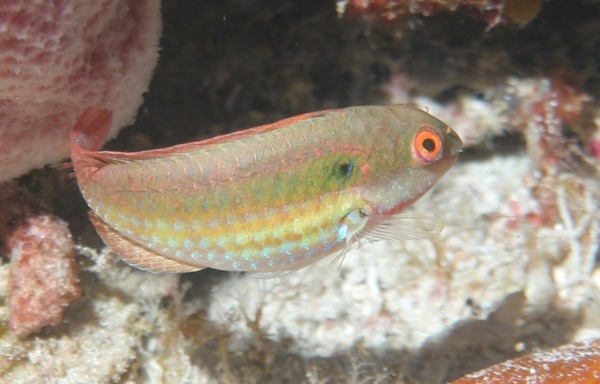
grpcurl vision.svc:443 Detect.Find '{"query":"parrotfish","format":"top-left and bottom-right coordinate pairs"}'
top-left (71, 105), bottom-right (462, 274)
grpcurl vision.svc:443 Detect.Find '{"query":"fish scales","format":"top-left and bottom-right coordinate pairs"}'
top-left (71, 105), bottom-right (462, 273)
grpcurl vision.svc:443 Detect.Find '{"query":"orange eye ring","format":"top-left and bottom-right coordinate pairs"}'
top-left (412, 128), bottom-right (443, 164)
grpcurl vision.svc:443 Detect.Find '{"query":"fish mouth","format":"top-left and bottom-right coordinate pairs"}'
top-left (445, 127), bottom-right (463, 158)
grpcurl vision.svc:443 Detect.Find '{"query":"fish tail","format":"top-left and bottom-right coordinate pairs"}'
top-left (70, 107), bottom-right (114, 178)
top-left (71, 107), bottom-right (113, 152)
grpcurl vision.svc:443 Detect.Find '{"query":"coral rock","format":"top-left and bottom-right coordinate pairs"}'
top-left (451, 339), bottom-right (600, 383)
top-left (0, 182), bottom-right (80, 336)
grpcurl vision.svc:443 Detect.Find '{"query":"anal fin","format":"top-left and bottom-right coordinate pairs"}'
top-left (88, 213), bottom-right (205, 274)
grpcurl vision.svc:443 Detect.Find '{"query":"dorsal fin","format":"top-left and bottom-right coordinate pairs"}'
top-left (79, 109), bottom-right (332, 163)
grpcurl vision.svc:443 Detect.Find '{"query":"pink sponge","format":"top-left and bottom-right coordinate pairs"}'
top-left (0, 1), bottom-right (161, 182)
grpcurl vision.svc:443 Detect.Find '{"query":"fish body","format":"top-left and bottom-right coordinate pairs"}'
top-left (71, 105), bottom-right (462, 273)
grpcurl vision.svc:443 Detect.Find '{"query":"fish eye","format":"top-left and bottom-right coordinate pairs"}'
top-left (412, 128), bottom-right (443, 164)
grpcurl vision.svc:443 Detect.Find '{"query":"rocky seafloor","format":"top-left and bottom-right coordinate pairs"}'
top-left (1, 1), bottom-right (599, 383)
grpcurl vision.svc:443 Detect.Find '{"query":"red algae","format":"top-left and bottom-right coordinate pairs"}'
top-left (339, 0), bottom-right (543, 27)
top-left (0, 182), bottom-right (80, 336)
top-left (510, 75), bottom-right (595, 175)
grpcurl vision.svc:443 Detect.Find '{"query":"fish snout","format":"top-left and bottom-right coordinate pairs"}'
top-left (444, 126), bottom-right (463, 158)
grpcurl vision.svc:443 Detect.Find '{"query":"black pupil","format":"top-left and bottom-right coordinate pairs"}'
top-left (423, 138), bottom-right (436, 152)
top-left (339, 162), bottom-right (353, 177)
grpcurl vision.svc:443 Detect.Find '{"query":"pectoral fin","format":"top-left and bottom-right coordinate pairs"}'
top-left (88, 213), bottom-right (205, 274)
top-left (362, 213), bottom-right (443, 242)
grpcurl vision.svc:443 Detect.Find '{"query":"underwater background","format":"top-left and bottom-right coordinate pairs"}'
top-left (1, 0), bottom-right (599, 382)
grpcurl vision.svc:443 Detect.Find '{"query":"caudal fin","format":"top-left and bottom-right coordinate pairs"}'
top-left (71, 108), bottom-right (113, 152)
